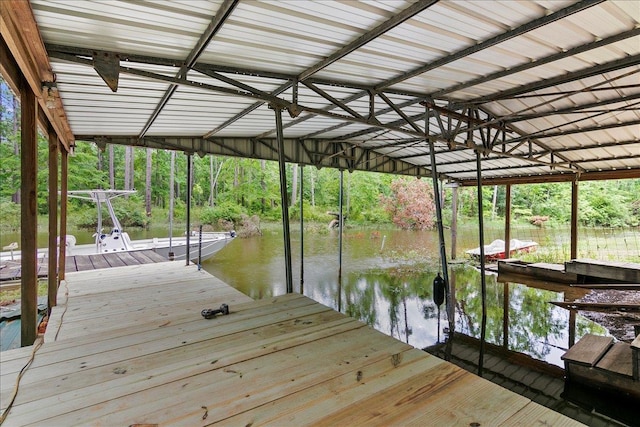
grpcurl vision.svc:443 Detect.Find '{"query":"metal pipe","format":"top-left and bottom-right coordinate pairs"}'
top-left (169, 150), bottom-right (175, 256)
top-left (428, 137), bottom-right (452, 347)
top-left (505, 185), bottom-right (512, 258)
top-left (186, 152), bottom-right (192, 265)
top-left (476, 149), bottom-right (488, 377)
top-left (198, 224), bottom-right (203, 270)
top-left (299, 164), bottom-right (304, 294)
top-left (338, 169), bottom-right (344, 281)
top-left (274, 106), bottom-right (293, 293)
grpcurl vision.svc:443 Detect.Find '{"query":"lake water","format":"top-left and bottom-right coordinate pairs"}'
top-left (200, 226), bottom-right (607, 367)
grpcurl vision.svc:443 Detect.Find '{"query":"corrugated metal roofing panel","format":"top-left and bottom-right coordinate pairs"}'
top-left (15, 0), bottom-right (638, 181)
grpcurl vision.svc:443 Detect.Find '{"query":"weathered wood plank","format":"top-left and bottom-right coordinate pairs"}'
top-left (633, 334), bottom-right (639, 381)
top-left (114, 251), bottom-right (141, 266)
top-left (127, 250), bottom-right (157, 264)
top-left (72, 255), bottom-right (94, 272)
top-left (88, 254), bottom-right (110, 270)
top-left (102, 253), bottom-right (127, 267)
top-left (565, 259), bottom-right (640, 283)
top-left (595, 342), bottom-right (633, 378)
top-left (551, 301), bottom-right (640, 312)
top-left (562, 334), bottom-right (612, 367)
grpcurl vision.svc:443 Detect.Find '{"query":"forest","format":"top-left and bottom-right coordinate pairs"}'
top-left (1, 79), bottom-right (639, 233)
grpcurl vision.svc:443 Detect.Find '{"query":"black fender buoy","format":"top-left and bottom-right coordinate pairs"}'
top-left (433, 273), bottom-right (445, 307)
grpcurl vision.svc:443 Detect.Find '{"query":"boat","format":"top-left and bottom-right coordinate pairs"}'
top-left (0, 190), bottom-right (235, 263)
top-left (465, 238), bottom-right (538, 261)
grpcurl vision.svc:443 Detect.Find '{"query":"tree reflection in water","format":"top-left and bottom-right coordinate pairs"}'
top-left (332, 265), bottom-right (606, 366)
top-left (204, 229), bottom-right (607, 367)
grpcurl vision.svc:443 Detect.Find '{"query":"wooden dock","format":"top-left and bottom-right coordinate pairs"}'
top-left (0, 250), bottom-right (167, 282)
top-left (1, 263), bottom-right (583, 426)
top-left (562, 333), bottom-right (640, 401)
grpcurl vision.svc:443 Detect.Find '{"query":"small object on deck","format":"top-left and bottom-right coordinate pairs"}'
top-left (201, 303), bottom-right (230, 319)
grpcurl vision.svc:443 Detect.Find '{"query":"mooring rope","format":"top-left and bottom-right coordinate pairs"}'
top-left (0, 278), bottom-right (69, 424)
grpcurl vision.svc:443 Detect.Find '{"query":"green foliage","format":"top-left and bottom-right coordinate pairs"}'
top-left (201, 201), bottom-right (244, 225)
top-left (0, 200), bottom-right (20, 230)
top-left (579, 181), bottom-right (631, 227)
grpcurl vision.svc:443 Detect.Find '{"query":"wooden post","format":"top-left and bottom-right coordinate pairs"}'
top-left (504, 184), bottom-right (511, 258)
top-left (571, 179), bottom-right (579, 259)
top-left (20, 78), bottom-right (38, 346)
top-left (48, 127), bottom-right (59, 309)
top-left (58, 146), bottom-right (68, 282)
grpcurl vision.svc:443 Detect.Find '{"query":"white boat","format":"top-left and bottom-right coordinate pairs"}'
top-left (465, 238), bottom-right (538, 261)
top-left (0, 190), bottom-right (235, 263)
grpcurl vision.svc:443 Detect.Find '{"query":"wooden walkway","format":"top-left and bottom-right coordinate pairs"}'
top-left (0, 263), bottom-right (582, 426)
top-left (0, 249), bottom-right (167, 282)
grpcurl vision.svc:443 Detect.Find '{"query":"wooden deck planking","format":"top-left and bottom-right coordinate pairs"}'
top-left (595, 342), bottom-right (633, 377)
top-left (561, 334), bottom-right (613, 366)
top-left (1, 263), bottom-right (583, 426)
top-left (565, 258), bottom-right (640, 283)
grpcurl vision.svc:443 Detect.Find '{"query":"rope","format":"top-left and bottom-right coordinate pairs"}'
top-left (54, 279), bottom-right (69, 342)
top-left (0, 337), bottom-right (43, 425)
top-left (0, 278), bottom-right (69, 424)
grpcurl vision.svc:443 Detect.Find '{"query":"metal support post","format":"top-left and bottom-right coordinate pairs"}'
top-left (476, 149), bottom-right (488, 377)
top-left (338, 169), bottom-right (344, 281)
top-left (186, 152), bottom-right (192, 266)
top-left (299, 165), bottom-right (304, 294)
top-left (274, 106), bottom-right (293, 294)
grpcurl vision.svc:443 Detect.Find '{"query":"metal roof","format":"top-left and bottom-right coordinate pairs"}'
top-left (21, 0), bottom-right (640, 183)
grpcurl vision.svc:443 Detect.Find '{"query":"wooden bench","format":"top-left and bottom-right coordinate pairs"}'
top-left (563, 334), bottom-right (640, 399)
top-left (562, 334), bottom-right (613, 369)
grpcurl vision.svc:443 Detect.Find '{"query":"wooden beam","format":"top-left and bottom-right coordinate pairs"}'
top-left (457, 168), bottom-right (640, 186)
top-left (58, 147), bottom-right (68, 282)
top-left (551, 301), bottom-right (640, 312)
top-left (0, 0), bottom-right (74, 149)
top-left (570, 180), bottom-right (578, 259)
top-left (48, 127), bottom-right (58, 309)
top-left (20, 75), bottom-right (38, 347)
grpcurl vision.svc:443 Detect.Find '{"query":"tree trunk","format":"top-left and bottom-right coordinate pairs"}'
top-left (109, 144), bottom-right (115, 189)
top-left (291, 164), bottom-right (298, 207)
top-left (124, 146), bottom-right (132, 191)
top-left (492, 185), bottom-right (498, 219)
top-left (145, 148), bottom-right (152, 217)
top-left (260, 159), bottom-right (266, 212)
top-left (310, 168), bottom-right (315, 207)
top-left (209, 156), bottom-right (214, 206)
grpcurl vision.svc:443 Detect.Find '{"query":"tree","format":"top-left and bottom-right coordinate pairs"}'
top-left (145, 148), bottom-right (152, 216)
top-left (381, 178), bottom-right (436, 230)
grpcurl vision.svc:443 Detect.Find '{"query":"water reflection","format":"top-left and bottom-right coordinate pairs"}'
top-left (204, 228), bottom-right (606, 367)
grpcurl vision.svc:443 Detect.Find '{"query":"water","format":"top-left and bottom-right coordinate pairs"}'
top-left (201, 227), bottom-right (607, 367)
top-left (2, 224), bottom-right (609, 366)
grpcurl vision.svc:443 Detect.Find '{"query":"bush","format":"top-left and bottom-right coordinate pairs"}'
top-left (201, 202), bottom-right (244, 225)
top-left (0, 200), bottom-right (20, 231)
